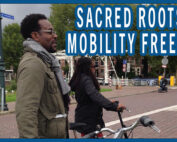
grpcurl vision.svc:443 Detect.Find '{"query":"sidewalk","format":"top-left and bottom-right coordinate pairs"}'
top-left (1, 85), bottom-right (176, 115)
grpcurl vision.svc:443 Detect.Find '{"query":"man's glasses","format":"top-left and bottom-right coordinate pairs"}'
top-left (40, 29), bottom-right (56, 35)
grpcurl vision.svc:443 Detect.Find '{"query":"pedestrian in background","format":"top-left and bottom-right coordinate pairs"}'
top-left (69, 57), bottom-right (126, 137)
top-left (16, 14), bottom-right (70, 138)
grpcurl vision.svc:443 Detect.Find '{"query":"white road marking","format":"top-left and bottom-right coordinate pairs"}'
top-left (169, 87), bottom-right (177, 89)
top-left (105, 105), bottom-right (177, 127)
top-left (167, 107), bottom-right (177, 111)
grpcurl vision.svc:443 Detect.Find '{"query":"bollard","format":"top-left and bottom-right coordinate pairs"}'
top-left (158, 76), bottom-right (163, 85)
top-left (170, 76), bottom-right (175, 86)
top-left (1, 88), bottom-right (4, 111)
top-left (116, 85), bottom-right (119, 90)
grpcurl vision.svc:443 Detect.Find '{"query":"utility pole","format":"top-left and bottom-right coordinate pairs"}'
top-left (0, 5), bottom-right (8, 111)
top-left (104, 56), bottom-right (108, 85)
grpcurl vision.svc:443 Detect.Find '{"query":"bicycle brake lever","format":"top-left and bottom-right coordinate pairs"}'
top-left (126, 108), bottom-right (131, 112)
top-left (118, 108), bottom-right (131, 113)
top-left (150, 125), bottom-right (161, 133)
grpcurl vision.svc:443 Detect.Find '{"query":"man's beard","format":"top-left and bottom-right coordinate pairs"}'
top-left (48, 46), bottom-right (57, 53)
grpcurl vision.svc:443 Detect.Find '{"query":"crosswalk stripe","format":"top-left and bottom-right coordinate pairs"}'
top-left (105, 104), bottom-right (177, 127)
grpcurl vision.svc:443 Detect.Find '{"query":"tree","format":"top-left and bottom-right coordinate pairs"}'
top-left (49, 4), bottom-right (77, 50)
top-left (142, 56), bottom-right (148, 77)
top-left (49, 4), bottom-right (177, 79)
top-left (115, 56), bottom-right (123, 77)
top-left (148, 56), bottom-right (164, 77)
top-left (166, 56), bottom-right (177, 78)
top-left (2, 23), bottom-right (23, 73)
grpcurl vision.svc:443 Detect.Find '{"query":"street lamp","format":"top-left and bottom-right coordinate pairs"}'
top-left (0, 5), bottom-right (8, 111)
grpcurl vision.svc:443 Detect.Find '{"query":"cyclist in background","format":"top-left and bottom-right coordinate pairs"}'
top-left (159, 76), bottom-right (168, 91)
top-left (69, 57), bottom-right (126, 137)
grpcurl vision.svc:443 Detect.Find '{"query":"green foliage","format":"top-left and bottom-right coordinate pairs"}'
top-left (115, 56), bottom-right (123, 77)
top-left (49, 4), bottom-right (77, 50)
top-left (148, 71), bottom-right (159, 78)
top-left (2, 23), bottom-right (24, 73)
top-left (148, 56), bottom-right (164, 77)
top-left (6, 92), bottom-right (16, 102)
top-left (4, 88), bottom-right (112, 103)
top-left (49, 4), bottom-right (177, 78)
top-left (167, 56), bottom-right (177, 75)
top-left (100, 88), bottom-right (112, 92)
top-left (127, 71), bottom-right (136, 79)
top-left (6, 80), bottom-right (17, 92)
top-left (62, 64), bottom-right (69, 75)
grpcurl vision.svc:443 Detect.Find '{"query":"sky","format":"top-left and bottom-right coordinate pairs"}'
top-left (1, 4), bottom-right (51, 28)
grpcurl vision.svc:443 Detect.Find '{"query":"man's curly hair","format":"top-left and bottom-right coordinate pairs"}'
top-left (20, 13), bottom-right (47, 39)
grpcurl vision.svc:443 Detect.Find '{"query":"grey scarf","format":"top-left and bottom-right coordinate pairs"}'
top-left (23, 38), bottom-right (70, 95)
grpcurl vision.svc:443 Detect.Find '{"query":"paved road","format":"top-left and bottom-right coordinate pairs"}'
top-left (101, 89), bottom-right (177, 138)
top-left (69, 88), bottom-right (177, 138)
top-left (0, 86), bottom-right (177, 138)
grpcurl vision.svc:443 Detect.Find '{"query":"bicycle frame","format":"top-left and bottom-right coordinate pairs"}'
top-left (70, 109), bottom-right (160, 139)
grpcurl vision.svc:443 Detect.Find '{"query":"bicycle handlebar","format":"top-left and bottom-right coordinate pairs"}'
top-left (83, 115), bottom-right (160, 139)
top-left (140, 116), bottom-right (155, 127)
top-left (140, 116), bottom-right (160, 133)
top-left (116, 115), bottom-right (160, 138)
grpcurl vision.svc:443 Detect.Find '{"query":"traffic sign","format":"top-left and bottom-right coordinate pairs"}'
top-left (123, 68), bottom-right (126, 72)
top-left (162, 57), bottom-right (168, 65)
top-left (123, 59), bottom-right (127, 64)
top-left (127, 63), bottom-right (130, 72)
top-left (123, 64), bottom-right (126, 68)
top-left (162, 65), bottom-right (167, 68)
top-left (0, 12), bottom-right (14, 20)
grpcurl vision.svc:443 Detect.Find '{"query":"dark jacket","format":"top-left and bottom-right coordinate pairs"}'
top-left (160, 78), bottom-right (168, 87)
top-left (71, 73), bottom-right (118, 134)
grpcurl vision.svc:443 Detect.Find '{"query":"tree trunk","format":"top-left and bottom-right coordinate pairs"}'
top-left (175, 68), bottom-right (177, 85)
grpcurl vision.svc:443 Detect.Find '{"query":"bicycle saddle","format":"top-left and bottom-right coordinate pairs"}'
top-left (69, 122), bottom-right (87, 131)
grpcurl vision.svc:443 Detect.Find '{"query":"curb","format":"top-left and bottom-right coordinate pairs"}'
top-left (70, 89), bottom-right (157, 105)
top-left (1, 86), bottom-right (175, 115)
top-left (106, 90), bottom-right (157, 100)
top-left (0, 110), bottom-right (15, 115)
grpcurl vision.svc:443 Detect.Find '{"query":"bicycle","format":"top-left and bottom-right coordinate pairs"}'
top-left (70, 109), bottom-right (160, 139)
